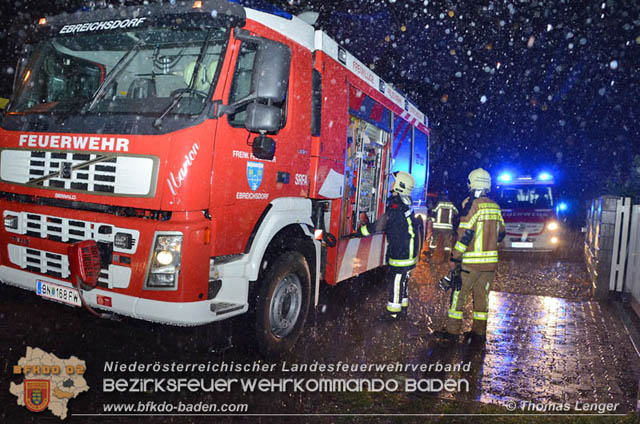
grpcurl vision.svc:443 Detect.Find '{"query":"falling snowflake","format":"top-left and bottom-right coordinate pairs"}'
top-left (527, 36), bottom-right (535, 48)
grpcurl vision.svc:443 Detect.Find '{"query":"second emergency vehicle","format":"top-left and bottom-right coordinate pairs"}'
top-left (495, 172), bottom-right (562, 251)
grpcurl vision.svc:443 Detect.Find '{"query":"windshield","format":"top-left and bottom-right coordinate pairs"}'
top-left (497, 185), bottom-right (554, 209)
top-left (8, 26), bottom-right (228, 116)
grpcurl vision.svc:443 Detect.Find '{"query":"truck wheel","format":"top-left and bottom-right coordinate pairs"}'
top-left (255, 251), bottom-right (310, 356)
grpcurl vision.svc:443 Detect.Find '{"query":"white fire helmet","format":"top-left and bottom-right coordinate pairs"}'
top-left (392, 171), bottom-right (415, 195)
top-left (467, 168), bottom-right (492, 192)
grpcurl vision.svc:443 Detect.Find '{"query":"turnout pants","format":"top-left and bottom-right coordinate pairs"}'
top-left (386, 267), bottom-right (411, 315)
top-left (446, 269), bottom-right (495, 335)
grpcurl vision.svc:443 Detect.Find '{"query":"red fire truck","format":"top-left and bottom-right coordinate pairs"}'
top-left (496, 172), bottom-right (561, 252)
top-left (0, 0), bottom-right (430, 354)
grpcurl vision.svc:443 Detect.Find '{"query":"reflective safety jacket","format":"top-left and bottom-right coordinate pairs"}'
top-left (452, 196), bottom-right (505, 271)
top-left (360, 194), bottom-right (419, 269)
top-left (432, 201), bottom-right (459, 230)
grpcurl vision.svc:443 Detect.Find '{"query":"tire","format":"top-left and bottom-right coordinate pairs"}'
top-left (255, 251), bottom-right (311, 356)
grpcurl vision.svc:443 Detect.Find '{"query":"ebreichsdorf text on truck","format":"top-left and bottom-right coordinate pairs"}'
top-left (0, 0), bottom-right (430, 354)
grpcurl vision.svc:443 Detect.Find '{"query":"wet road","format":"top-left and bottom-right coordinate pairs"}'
top-left (2, 232), bottom-right (640, 422)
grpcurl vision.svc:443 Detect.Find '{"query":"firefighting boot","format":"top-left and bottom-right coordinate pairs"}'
top-left (377, 312), bottom-right (400, 323)
top-left (399, 298), bottom-right (409, 319)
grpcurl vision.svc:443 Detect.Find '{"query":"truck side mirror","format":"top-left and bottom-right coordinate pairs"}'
top-left (246, 103), bottom-right (278, 160)
top-left (250, 38), bottom-right (291, 103)
top-left (252, 135), bottom-right (276, 161)
top-left (219, 29), bottom-right (290, 128)
top-left (245, 102), bottom-right (282, 133)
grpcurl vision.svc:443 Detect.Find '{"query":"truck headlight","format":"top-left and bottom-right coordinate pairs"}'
top-left (546, 221), bottom-right (559, 231)
top-left (145, 233), bottom-right (182, 290)
top-left (156, 250), bottom-right (174, 266)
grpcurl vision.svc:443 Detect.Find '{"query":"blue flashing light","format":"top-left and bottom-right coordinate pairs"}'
top-left (558, 202), bottom-right (568, 211)
top-left (497, 172), bottom-right (512, 182)
top-left (228, 0), bottom-right (293, 19)
top-left (538, 172), bottom-right (553, 181)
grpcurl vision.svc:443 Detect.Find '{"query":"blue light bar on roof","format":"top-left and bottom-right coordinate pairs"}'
top-left (538, 172), bottom-right (553, 181)
top-left (497, 172), bottom-right (512, 182)
top-left (228, 0), bottom-right (292, 19)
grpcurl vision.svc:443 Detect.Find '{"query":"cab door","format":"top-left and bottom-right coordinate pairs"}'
top-left (208, 30), bottom-right (312, 256)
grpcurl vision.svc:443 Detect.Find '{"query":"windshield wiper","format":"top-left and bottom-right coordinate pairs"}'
top-left (86, 39), bottom-right (146, 112)
top-left (153, 29), bottom-right (213, 129)
top-left (153, 87), bottom-right (202, 129)
top-left (26, 155), bottom-right (110, 186)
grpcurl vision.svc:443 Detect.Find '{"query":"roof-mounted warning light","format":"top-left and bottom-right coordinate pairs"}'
top-left (497, 172), bottom-right (512, 182)
top-left (228, 0), bottom-right (292, 19)
top-left (538, 172), bottom-right (553, 181)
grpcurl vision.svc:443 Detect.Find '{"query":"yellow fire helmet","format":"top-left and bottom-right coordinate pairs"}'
top-left (467, 168), bottom-right (492, 192)
top-left (392, 171), bottom-right (415, 195)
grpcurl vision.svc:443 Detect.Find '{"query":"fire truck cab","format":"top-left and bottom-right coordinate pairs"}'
top-left (496, 172), bottom-right (562, 252)
top-left (0, 0), bottom-right (430, 354)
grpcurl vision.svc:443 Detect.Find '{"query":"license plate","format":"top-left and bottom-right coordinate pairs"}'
top-left (511, 242), bottom-right (533, 248)
top-left (36, 280), bottom-right (81, 307)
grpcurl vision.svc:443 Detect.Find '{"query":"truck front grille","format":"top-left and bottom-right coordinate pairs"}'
top-left (0, 150), bottom-right (157, 197)
top-left (505, 222), bottom-right (544, 235)
top-left (8, 244), bottom-right (129, 289)
top-left (4, 210), bottom-right (139, 255)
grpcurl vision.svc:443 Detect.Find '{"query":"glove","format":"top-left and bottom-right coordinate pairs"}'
top-left (437, 266), bottom-right (458, 291)
top-left (437, 273), bottom-right (453, 291)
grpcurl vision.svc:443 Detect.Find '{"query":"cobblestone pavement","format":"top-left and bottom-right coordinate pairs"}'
top-left (480, 293), bottom-right (638, 410)
top-left (493, 253), bottom-right (594, 299)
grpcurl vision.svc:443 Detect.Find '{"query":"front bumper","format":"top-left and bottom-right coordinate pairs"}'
top-left (0, 266), bottom-right (246, 325)
top-left (500, 233), bottom-right (560, 252)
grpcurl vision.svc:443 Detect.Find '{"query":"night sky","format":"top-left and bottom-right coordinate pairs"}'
top-left (1, 0), bottom-right (639, 215)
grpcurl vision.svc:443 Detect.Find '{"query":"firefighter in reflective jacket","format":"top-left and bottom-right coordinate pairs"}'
top-left (360, 171), bottom-right (420, 319)
top-left (445, 168), bottom-right (505, 341)
top-left (429, 191), bottom-right (459, 259)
